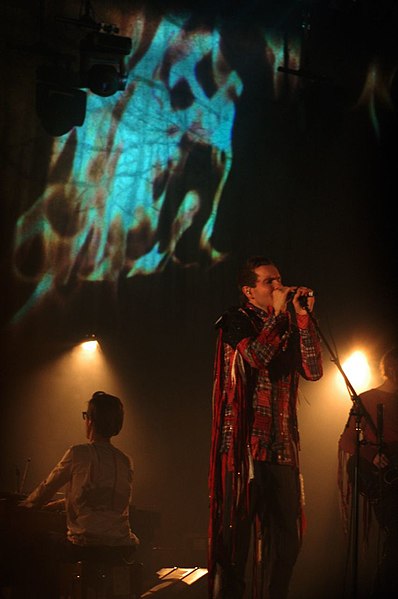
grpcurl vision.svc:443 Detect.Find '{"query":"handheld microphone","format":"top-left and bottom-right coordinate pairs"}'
top-left (298, 291), bottom-right (314, 309)
top-left (287, 289), bottom-right (315, 306)
top-left (19, 457), bottom-right (31, 495)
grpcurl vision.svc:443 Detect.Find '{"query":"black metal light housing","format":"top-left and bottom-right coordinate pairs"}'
top-left (36, 66), bottom-right (87, 136)
top-left (34, 29), bottom-right (132, 135)
top-left (79, 31), bottom-right (132, 97)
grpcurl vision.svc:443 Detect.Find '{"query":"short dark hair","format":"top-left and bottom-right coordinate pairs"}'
top-left (87, 391), bottom-right (124, 438)
top-left (237, 256), bottom-right (275, 291)
top-left (380, 348), bottom-right (398, 378)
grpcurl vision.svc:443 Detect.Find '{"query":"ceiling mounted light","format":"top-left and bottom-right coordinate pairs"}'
top-left (36, 66), bottom-right (87, 136)
top-left (34, 3), bottom-right (132, 135)
top-left (79, 31), bottom-right (132, 97)
top-left (80, 333), bottom-right (99, 352)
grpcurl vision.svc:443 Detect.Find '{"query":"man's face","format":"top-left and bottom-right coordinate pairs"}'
top-left (244, 264), bottom-right (282, 311)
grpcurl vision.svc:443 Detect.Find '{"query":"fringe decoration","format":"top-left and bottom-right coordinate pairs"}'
top-left (337, 447), bottom-right (373, 548)
top-left (208, 333), bottom-right (252, 598)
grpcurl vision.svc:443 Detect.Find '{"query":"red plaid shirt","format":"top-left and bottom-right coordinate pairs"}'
top-left (218, 302), bottom-right (323, 466)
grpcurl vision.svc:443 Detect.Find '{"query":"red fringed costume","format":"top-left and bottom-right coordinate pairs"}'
top-left (208, 303), bottom-right (323, 599)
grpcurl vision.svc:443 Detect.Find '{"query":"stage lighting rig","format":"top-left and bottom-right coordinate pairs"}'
top-left (79, 30), bottom-right (132, 97)
top-left (35, 1), bottom-right (132, 135)
top-left (35, 56), bottom-right (86, 137)
top-left (57, 0), bottom-right (132, 97)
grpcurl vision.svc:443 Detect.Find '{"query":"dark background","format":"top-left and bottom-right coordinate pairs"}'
top-left (1, 1), bottom-right (398, 597)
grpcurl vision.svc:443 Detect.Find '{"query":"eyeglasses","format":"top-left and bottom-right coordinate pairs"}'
top-left (82, 411), bottom-right (88, 420)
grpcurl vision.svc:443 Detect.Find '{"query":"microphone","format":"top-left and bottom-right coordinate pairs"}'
top-left (19, 457), bottom-right (31, 495)
top-left (298, 291), bottom-right (314, 309)
top-left (287, 289), bottom-right (315, 306)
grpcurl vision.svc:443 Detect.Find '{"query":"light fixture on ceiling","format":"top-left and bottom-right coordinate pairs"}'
top-left (80, 333), bottom-right (99, 352)
top-left (79, 30), bottom-right (132, 97)
top-left (35, 2), bottom-right (132, 135)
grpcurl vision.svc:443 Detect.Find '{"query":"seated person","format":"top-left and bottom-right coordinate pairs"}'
top-left (7, 391), bottom-right (139, 597)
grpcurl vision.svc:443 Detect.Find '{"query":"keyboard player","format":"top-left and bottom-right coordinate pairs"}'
top-left (0, 391), bottom-right (139, 598)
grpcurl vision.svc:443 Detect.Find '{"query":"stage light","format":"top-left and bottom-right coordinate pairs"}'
top-left (80, 334), bottom-right (99, 353)
top-left (81, 339), bottom-right (98, 352)
top-left (36, 67), bottom-right (87, 137)
top-left (85, 63), bottom-right (121, 97)
top-left (79, 31), bottom-right (132, 97)
top-left (336, 350), bottom-right (372, 395)
top-left (35, 28), bottom-right (131, 135)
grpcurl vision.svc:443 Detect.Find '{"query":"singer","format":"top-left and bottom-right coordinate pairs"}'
top-left (338, 348), bottom-right (398, 598)
top-left (208, 256), bottom-right (323, 599)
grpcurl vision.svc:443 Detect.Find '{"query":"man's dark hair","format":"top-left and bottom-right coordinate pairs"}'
top-left (87, 391), bottom-right (124, 438)
top-left (237, 256), bottom-right (274, 291)
top-left (380, 348), bottom-right (398, 378)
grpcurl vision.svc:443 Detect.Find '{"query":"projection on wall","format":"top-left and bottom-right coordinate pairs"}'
top-left (11, 11), bottom-right (302, 325)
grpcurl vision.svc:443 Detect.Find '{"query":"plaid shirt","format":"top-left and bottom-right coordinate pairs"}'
top-left (218, 302), bottom-right (322, 466)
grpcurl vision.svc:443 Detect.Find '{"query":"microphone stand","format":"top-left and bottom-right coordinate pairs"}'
top-left (376, 403), bottom-right (384, 482)
top-left (302, 304), bottom-right (378, 599)
top-left (19, 457), bottom-right (31, 495)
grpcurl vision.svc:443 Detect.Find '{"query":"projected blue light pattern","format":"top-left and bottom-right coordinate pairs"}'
top-left (12, 16), bottom-right (241, 322)
top-left (356, 60), bottom-right (397, 141)
top-left (12, 13), bottom-right (303, 323)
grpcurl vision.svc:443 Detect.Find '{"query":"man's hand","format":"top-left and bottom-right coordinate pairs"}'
top-left (42, 498), bottom-right (66, 511)
top-left (18, 499), bottom-right (34, 508)
top-left (272, 286), bottom-right (295, 315)
top-left (292, 287), bottom-right (315, 315)
top-left (373, 453), bottom-right (389, 469)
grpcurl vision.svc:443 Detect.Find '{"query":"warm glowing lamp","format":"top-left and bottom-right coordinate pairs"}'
top-left (80, 334), bottom-right (99, 353)
top-left (336, 350), bottom-right (372, 395)
top-left (81, 340), bottom-right (98, 352)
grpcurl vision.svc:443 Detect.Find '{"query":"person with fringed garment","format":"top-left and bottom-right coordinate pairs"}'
top-left (208, 256), bottom-right (323, 599)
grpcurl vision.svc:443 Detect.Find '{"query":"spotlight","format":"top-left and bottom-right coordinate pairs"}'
top-left (36, 65), bottom-right (87, 137)
top-left (335, 350), bottom-right (372, 395)
top-left (79, 31), bottom-right (132, 97)
top-left (80, 333), bottom-right (99, 353)
top-left (34, 17), bottom-right (132, 135)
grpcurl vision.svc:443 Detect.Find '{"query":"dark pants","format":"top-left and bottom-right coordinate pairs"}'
top-left (0, 532), bottom-right (136, 599)
top-left (217, 462), bottom-right (302, 599)
top-left (371, 485), bottom-right (398, 598)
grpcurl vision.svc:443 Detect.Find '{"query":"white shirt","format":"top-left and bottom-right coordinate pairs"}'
top-left (24, 442), bottom-right (135, 546)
